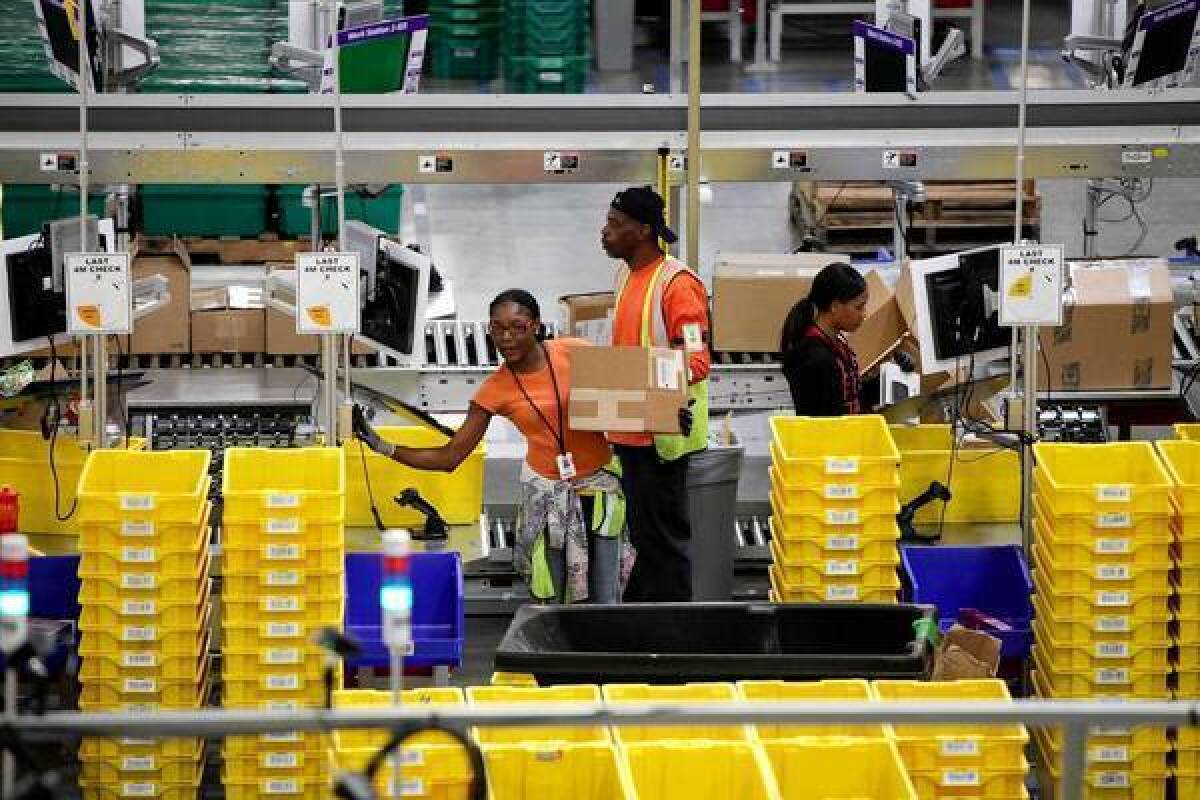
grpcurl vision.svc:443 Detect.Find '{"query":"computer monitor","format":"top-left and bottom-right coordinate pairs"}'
top-left (1124, 0), bottom-right (1200, 88)
top-left (905, 245), bottom-right (1012, 376)
top-left (854, 20), bottom-right (918, 94)
top-left (33, 0), bottom-right (103, 91)
top-left (346, 220), bottom-right (430, 366)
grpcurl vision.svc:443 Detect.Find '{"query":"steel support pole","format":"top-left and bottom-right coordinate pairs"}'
top-left (685, 0), bottom-right (701, 266)
top-left (1015, 0), bottom-right (1036, 552)
top-left (745, 0), bottom-right (776, 73)
top-left (670, 0), bottom-right (684, 93)
top-left (2, 670), bottom-right (16, 799)
top-left (1061, 722), bottom-right (1087, 800)
top-left (77, 0), bottom-right (93, 446)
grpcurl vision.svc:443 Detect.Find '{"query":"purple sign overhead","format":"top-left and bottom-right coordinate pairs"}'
top-left (336, 13), bottom-right (430, 47)
top-left (1142, 0), bottom-right (1199, 29)
top-left (853, 20), bottom-right (916, 55)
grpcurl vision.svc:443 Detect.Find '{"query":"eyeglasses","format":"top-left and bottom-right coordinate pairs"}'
top-left (488, 320), bottom-right (534, 338)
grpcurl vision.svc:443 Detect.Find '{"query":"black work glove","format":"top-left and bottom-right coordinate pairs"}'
top-left (892, 349), bottom-right (916, 374)
top-left (353, 404), bottom-right (394, 457)
top-left (679, 398), bottom-right (696, 437)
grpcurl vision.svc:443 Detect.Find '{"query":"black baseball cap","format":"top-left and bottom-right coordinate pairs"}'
top-left (611, 186), bottom-right (678, 244)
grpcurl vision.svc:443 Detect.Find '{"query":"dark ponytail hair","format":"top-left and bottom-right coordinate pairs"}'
top-left (780, 263), bottom-right (867, 354)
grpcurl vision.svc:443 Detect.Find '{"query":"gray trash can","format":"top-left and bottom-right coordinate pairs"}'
top-left (687, 442), bottom-right (744, 601)
top-left (594, 0), bottom-right (635, 72)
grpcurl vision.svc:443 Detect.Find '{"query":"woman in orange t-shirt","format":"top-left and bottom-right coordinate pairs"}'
top-left (354, 289), bottom-right (632, 604)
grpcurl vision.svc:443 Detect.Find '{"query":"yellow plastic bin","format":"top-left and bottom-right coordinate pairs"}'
top-left (332, 688), bottom-right (464, 751)
top-left (622, 740), bottom-right (782, 800)
top-left (78, 524), bottom-right (209, 580)
top-left (224, 778), bottom-right (329, 800)
top-left (77, 449), bottom-right (210, 524)
top-left (769, 538), bottom-right (900, 591)
top-left (485, 742), bottom-right (635, 800)
top-left (1030, 542), bottom-right (1172, 595)
top-left (1032, 651), bottom-right (1171, 699)
top-left (603, 683), bottom-right (747, 744)
top-left (768, 563), bottom-right (898, 604)
top-left (890, 424), bottom-right (1020, 524)
top-left (1175, 423), bottom-right (1200, 441)
top-left (1033, 727), bottom-right (1168, 778)
top-left (1155, 440), bottom-right (1200, 514)
top-left (763, 738), bottom-right (916, 800)
top-left (872, 680), bottom-right (1028, 771)
top-left (77, 608), bottom-right (211, 662)
top-left (344, 427), bottom-right (484, 527)
top-left (769, 415), bottom-right (900, 487)
top-left (769, 518), bottom-right (899, 563)
top-left (222, 568), bottom-right (343, 600)
top-left (80, 737), bottom-right (204, 763)
top-left (1033, 495), bottom-right (1172, 545)
top-left (1032, 443), bottom-right (1172, 515)
top-left (736, 680), bottom-right (883, 740)
top-left (77, 550), bottom-right (210, 605)
top-left (79, 759), bottom-right (203, 800)
top-left (222, 447), bottom-right (345, 522)
top-left (1028, 594), bottom-right (1170, 646)
top-left (467, 684), bottom-right (606, 744)
top-left (1031, 619), bottom-right (1170, 672)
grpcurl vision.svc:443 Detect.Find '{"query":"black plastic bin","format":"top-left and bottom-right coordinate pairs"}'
top-left (494, 602), bottom-right (936, 685)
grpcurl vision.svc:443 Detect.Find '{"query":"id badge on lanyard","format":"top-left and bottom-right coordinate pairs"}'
top-left (556, 452), bottom-right (577, 481)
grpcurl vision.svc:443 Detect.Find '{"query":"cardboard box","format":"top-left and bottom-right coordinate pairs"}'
top-left (568, 345), bottom-right (687, 433)
top-left (190, 286), bottom-right (265, 354)
top-left (711, 253), bottom-right (847, 353)
top-left (931, 625), bottom-right (1002, 681)
top-left (1038, 259), bottom-right (1173, 391)
top-left (560, 292), bottom-right (615, 345)
top-left (263, 269), bottom-right (373, 356)
top-left (845, 269), bottom-right (907, 373)
top-left (130, 242), bottom-right (191, 354)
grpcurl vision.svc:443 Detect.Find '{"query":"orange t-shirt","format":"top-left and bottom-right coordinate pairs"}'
top-left (610, 258), bottom-right (711, 447)
top-left (472, 338), bottom-right (612, 481)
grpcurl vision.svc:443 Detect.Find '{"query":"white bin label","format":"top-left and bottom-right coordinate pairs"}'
top-left (1091, 746), bottom-right (1130, 763)
top-left (825, 509), bottom-right (860, 526)
top-left (266, 518), bottom-right (301, 534)
top-left (123, 678), bottom-right (157, 693)
top-left (266, 493), bottom-right (300, 509)
top-left (263, 752), bottom-right (300, 769)
top-left (1095, 772), bottom-right (1131, 788)
top-left (121, 520), bottom-right (155, 536)
top-left (1095, 538), bottom-right (1132, 554)
top-left (825, 585), bottom-right (859, 601)
top-left (1096, 512), bottom-right (1132, 529)
top-left (825, 535), bottom-right (860, 551)
top-left (122, 652), bottom-right (157, 668)
top-left (263, 596), bottom-right (302, 613)
top-left (941, 770), bottom-right (981, 787)
top-left (1095, 616), bottom-right (1131, 632)
top-left (265, 570), bottom-right (302, 587)
top-left (265, 674), bottom-right (301, 691)
top-left (1096, 668), bottom-right (1131, 684)
top-left (265, 622), bottom-right (301, 639)
top-left (121, 756), bottom-right (155, 771)
top-left (263, 731), bottom-right (301, 743)
top-left (1096, 564), bottom-right (1131, 581)
top-left (263, 779), bottom-right (300, 795)
top-left (1095, 642), bottom-right (1130, 658)
top-left (398, 749), bottom-right (425, 766)
top-left (120, 494), bottom-right (156, 511)
top-left (825, 560), bottom-right (859, 576)
top-left (122, 626), bottom-right (157, 642)
top-left (940, 740), bottom-right (980, 757)
top-left (265, 544), bottom-right (301, 561)
top-left (264, 648), bottom-right (301, 665)
top-left (121, 600), bottom-right (156, 615)
top-left (121, 547), bottom-right (157, 563)
top-left (1096, 590), bottom-right (1132, 606)
top-left (121, 783), bottom-right (157, 797)
top-left (400, 779), bottom-right (426, 796)
top-left (824, 484), bottom-right (859, 499)
top-left (121, 573), bottom-right (156, 590)
top-left (824, 457), bottom-right (860, 475)
top-left (1096, 485), bottom-right (1132, 503)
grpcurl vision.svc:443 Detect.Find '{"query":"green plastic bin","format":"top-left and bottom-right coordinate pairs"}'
top-left (276, 185), bottom-right (405, 237)
top-left (140, 184), bottom-right (270, 237)
top-left (504, 53), bottom-right (589, 93)
top-left (1, 186), bottom-right (107, 239)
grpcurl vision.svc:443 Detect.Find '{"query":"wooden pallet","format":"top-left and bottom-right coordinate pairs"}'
top-left (823, 221), bottom-right (1041, 257)
top-left (795, 180), bottom-right (1041, 218)
top-left (138, 234), bottom-right (312, 265)
top-left (2, 351), bottom-right (388, 373)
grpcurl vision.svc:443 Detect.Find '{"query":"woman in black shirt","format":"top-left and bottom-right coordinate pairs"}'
top-left (780, 263), bottom-right (871, 416)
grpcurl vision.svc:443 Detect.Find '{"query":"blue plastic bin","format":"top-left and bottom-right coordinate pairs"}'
top-left (900, 544), bottom-right (1033, 659)
top-left (344, 551), bottom-right (465, 671)
top-left (4, 556), bottom-right (80, 672)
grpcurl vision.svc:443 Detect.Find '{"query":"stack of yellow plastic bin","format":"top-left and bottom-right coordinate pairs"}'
top-left (768, 415), bottom-right (901, 603)
top-left (1032, 442), bottom-right (1174, 800)
top-left (875, 680), bottom-right (1029, 800)
top-left (1153, 440), bottom-right (1200, 799)
top-left (75, 450), bottom-right (213, 800)
top-left (221, 447), bottom-right (346, 800)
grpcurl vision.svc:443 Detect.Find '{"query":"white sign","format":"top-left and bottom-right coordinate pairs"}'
top-left (66, 252), bottom-right (132, 334)
top-left (999, 244), bottom-right (1064, 326)
top-left (295, 252), bottom-right (360, 334)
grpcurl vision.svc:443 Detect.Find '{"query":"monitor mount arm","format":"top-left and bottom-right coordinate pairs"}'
top-left (106, 28), bottom-right (160, 88)
top-left (1061, 34), bottom-right (1127, 89)
top-left (920, 28), bottom-right (967, 87)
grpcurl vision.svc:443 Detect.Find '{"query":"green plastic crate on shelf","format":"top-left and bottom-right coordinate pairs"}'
top-left (276, 185), bottom-right (406, 237)
top-left (140, 185), bottom-right (270, 237)
top-left (504, 53), bottom-right (589, 93)
top-left (1, 185), bottom-right (107, 239)
top-left (428, 35), bottom-right (501, 80)
top-left (431, 6), bottom-right (504, 25)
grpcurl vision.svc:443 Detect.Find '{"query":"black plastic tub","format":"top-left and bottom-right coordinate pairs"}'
top-left (494, 602), bottom-right (936, 685)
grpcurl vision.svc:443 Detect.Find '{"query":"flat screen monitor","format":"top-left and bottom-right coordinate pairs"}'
top-left (1125, 0), bottom-right (1200, 87)
top-left (33, 0), bottom-right (103, 91)
top-left (346, 220), bottom-right (429, 365)
top-left (854, 20), bottom-right (917, 94)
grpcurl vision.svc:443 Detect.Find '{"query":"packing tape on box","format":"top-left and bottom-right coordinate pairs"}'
top-left (570, 389), bottom-right (649, 432)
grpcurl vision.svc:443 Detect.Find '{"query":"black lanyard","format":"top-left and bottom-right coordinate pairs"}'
top-left (508, 343), bottom-right (567, 457)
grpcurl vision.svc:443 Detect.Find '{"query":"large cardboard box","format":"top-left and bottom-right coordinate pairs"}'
top-left (130, 242), bottom-right (191, 354)
top-left (1039, 259), bottom-right (1173, 391)
top-left (263, 268), bottom-right (373, 356)
top-left (191, 286), bottom-right (265, 354)
top-left (568, 345), bottom-right (687, 433)
top-left (845, 270), bottom-right (907, 373)
top-left (711, 253), bottom-right (847, 353)
top-left (560, 291), bottom-right (616, 345)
